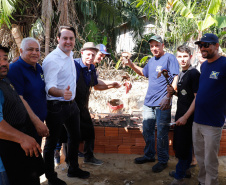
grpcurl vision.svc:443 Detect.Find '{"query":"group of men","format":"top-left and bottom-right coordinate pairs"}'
top-left (0, 24), bottom-right (225, 185)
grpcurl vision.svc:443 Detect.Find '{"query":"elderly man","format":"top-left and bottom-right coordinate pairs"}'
top-left (7, 37), bottom-right (49, 144)
top-left (124, 35), bottom-right (179, 173)
top-left (193, 33), bottom-right (226, 185)
top-left (42, 26), bottom-right (89, 185)
top-left (74, 42), bottom-right (121, 165)
top-left (0, 45), bottom-right (44, 185)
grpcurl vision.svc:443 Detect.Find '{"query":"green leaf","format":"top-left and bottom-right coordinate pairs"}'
top-left (200, 14), bottom-right (217, 31)
top-left (139, 55), bottom-right (150, 65)
top-left (115, 60), bottom-right (121, 70)
top-left (208, 0), bottom-right (221, 15)
top-left (215, 16), bottom-right (226, 29)
top-left (136, 1), bottom-right (144, 8)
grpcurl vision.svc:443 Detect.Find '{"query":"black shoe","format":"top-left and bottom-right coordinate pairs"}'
top-left (67, 168), bottom-right (90, 179)
top-left (84, 156), bottom-right (103, 165)
top-left (78, 151), bottom-right (84, 158)
top-left (169, 170), bottom-right (191, 178)
top-left (152, 162), bottom-right (167, 173)
top-left (134, 156), bottom-right (155, 164)
top-left (48, 177), bottom-right (67, 185)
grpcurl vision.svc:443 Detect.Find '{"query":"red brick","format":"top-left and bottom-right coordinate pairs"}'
top-left (95, 136), bottom-right (109, 145)
top-left (118, 145), bottom-right (131, 154)
top-left (94, 145), bottom-right (105, 153)
top-left (94, 127), bottom-right (105, 136)
top-left (105, 145), bottom-right (118, 154)
top-left (109, 136), bottom-right (123, 145)
top-left (135, 138), bottom-right (145, 146)
top-left (131, 146), bottom-right (144, 155)
top-left (105, 127), bottom-right (119, 136)
top-left (119, 128), bottom-right (130, 137)
top-left (123, 137), bottom-right (136, 146)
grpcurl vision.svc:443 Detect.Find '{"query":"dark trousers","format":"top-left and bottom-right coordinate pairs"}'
top-left (43, 101), bottom-right (80, 180)
top-left (84, 139), bottom-right (95, 159)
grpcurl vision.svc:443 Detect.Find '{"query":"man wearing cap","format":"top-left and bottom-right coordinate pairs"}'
top-left (193, 33), bottom-right (226, 185)
top-left (0, 45), bottom-right (45, 185)
top-left (74, 42), bottom-right (121, 165)
top-left (94, 44), bottom-right (110, 65)
top-left (124, 35), bottom-right (179, 173)
top-left (42, 26), bottom-right (90, 185)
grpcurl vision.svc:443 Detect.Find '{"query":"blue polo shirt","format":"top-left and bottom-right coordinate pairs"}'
top-left (142, 53), bottom-right (179, 107)
top-left (74, 58), bottom-right (98, 86)
top-left (7, 57), bottom-right (47, 121)
top-left (0, 90), bottom-right (5, 172)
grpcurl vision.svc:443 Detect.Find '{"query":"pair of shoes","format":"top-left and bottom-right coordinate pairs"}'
top-left (54, 150), bottom-right (61, 166)
top-left (48, 177), bottom-right (67, 185)
top-left (78, 151), bottom-right (84, 158)
top-left (84, 156), bottom-right (103, 165)
top-left (152, 162), bottom-right (167, 173)
top-left (67, 168), bottom-right (90, 179)
top-left (168, 178), bottom-right (186, 185)
top-left (134, 156), bottom-right (155, 164)
top-left (169, 170), bottom-right (191, 178)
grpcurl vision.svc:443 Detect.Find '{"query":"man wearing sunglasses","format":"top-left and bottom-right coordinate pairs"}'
top-left (193, 33), bottom-right (226, 185)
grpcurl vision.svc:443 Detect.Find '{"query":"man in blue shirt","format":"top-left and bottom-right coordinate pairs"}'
top-left (124, 35), bottom-right (179, 173)
top-left (193, 33), bottom-right (226, 185)
top-left (7, 37), bottom-right (49, 144)
top-left (0, 45), bottom-right (44, 185)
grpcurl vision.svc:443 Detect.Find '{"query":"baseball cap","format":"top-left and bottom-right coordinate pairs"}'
top-left (148, 35), bottom-right (163, 43)
top-left (80, 42), bottom-right (99, 52)
top-left (96, 44), bottom-right (110, 55)
top-left (0, 45), bottom-right (9, 53)
top-left (195, 33), bottom-right (219, 44)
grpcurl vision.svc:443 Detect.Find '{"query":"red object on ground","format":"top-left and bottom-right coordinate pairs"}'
top-left (125, 81), bottom-right (132, 94)
top-left (108, 99), bottom-right (124, 113)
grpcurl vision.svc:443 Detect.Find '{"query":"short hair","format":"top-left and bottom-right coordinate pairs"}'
top-left (58, 26), bottom-right (76, 38)
top-left (177, 45), bottom-right (191, 56)
top-left (20, 37), bottom-right (40, 51)
top-left (0, 45), bottom-right (9, 53)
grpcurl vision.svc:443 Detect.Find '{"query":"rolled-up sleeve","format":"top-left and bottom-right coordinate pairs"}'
top-left (42, 59), bottom-right (60, 94)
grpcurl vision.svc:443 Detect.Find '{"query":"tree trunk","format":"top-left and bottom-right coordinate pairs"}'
top-left (11, 24), bottom-right (23, 51)
top-left (58, 0), bottom-right (69, 26)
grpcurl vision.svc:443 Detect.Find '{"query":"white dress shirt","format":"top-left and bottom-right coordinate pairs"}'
top-left (42, 46), bottom-right (77, 101)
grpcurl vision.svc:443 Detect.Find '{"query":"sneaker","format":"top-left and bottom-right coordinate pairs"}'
top-left (168, 178), bottom-right (186, 185)
top-left (78, 151), bottom-right (84, 158)
top-left (84, 157), bottom-right (103, 165)
top-left (169, 170), bottom-right (191, 178)
top-left (67, 168), bottom-right (90, 179)
top-left (134, 156), bottom-right (155, 164)
top-left (152, 162), bottom-right (167, 173)
top-left (48, 177), bottom-right (67, 185)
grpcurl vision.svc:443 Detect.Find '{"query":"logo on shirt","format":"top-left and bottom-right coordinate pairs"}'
top-left (40, 73), bottom-right (44, 81)
top-left (156, 66), bottom-right (162, 72)
top-left (209, 71), bottom-right (220, 79)
top-left (181, 89), bottom-right (187, 96)
top-left (10, 84), bottom-right (15, 91)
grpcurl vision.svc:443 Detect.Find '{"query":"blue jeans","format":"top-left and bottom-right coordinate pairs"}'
top-left (175, 147), bottom-right (192, 179)
top-left (142, 105), bottom-right (171, 164)
top-left (0, 171), bottom-right (10, 185)
top-left (43, 101), bottom-right (80, 180)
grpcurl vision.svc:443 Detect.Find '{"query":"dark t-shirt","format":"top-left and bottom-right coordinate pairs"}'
top-left (194, 56), bottom-right (226, 127)
top-left (142, 53), bottom-right (179, 107)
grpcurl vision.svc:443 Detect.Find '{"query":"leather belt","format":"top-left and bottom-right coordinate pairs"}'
top-left (47, 99), bottom-right (75, 105)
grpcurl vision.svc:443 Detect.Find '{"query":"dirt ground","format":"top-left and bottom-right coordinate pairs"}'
top-left (40, 153), bottom-right (226, 185)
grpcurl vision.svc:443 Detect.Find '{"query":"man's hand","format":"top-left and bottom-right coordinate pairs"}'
top-left (34, 120), bottom-right (49, 137)
top-left (159, 95), bottom-right (171, 110)
top-left (167, 85), bottom-right (175, 96)
top-left (63, 85), bottom-right (72, 100)
top-left (20, 135), bottom-right (42, 157)
top-left (112, 82), bottom-right (121, 88)
top-left (175, 116), bottom-right (188, 126)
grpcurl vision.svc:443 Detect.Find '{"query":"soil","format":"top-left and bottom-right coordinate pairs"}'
top-left (40, 153), bottom-right (226, 185)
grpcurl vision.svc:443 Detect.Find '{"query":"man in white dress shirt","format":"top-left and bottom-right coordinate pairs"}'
top-left (42, 26), bottom-right (90, 185)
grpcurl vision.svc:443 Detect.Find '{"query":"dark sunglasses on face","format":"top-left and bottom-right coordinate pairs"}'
top-left (198, 42), bottom-right (216, 48)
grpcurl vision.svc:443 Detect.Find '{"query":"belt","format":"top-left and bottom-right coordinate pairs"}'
top-left (47, 99), bottom-right (75, 105)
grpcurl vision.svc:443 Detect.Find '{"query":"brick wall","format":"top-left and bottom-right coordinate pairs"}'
top-left (93, 126), bottom-right (226, 156)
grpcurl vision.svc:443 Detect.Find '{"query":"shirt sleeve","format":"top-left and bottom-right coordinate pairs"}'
top-left (0, 90), bottom-right (4, 123)
top-left (168, 54), bottom-right (180, 76)
top-left (7, 63), bottom-right (25, 95)
top-left (42, 58), bottom-right (61, 94)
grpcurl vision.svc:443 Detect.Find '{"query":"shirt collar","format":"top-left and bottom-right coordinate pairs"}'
top-left (17, 56), bottom-right (37, 69)
top-left (77, 58), bottom-right (95, 71)
top-left (56, 46), bottom-right (74, 59)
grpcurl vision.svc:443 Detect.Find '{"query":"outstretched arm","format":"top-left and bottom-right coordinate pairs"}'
top-left (94, 79), bottom-right (121, 91)
top-left (0, 120), bottom-right (42, 157)
top-left (124, 59), bottom-right (144, 76)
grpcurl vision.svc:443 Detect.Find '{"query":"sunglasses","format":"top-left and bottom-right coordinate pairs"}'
top-left (198, 42), bottom-right (216, 48)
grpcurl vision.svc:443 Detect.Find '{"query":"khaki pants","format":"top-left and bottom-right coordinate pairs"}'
top-left (192, 122), bottom-right (222, 185)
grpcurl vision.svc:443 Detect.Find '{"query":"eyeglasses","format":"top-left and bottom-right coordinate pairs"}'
top-left (198, 43), bottom-right (216, 48)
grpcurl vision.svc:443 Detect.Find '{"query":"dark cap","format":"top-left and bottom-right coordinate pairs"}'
top-left (148, 35), bottom-right (163, 43)
top-left (195, 33), bottom-right (219, 44)
top-left (96, 44), bottom-right (110, 55)
top-left (80, 42), bottom-right (99, 52)
top-left (0, 45), bottom-right (9, 53)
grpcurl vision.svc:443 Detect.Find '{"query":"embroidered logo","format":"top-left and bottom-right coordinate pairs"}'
top-left (40, 73), bottom-right (44, 81)
top-left (181, 89), bottom-right (187, 96)
top-left (156, 66), bottom-right (162, 72)
top-left (209, 71), bottom-right (219, 79)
